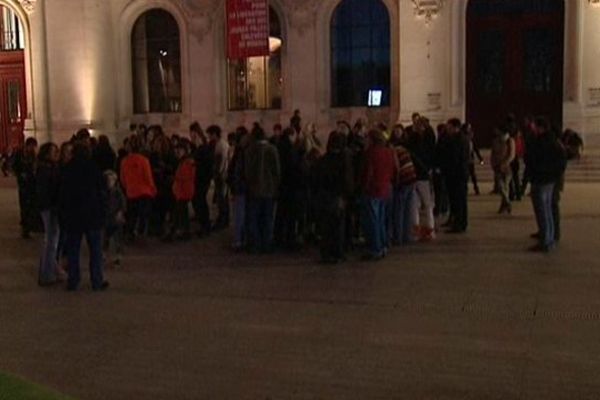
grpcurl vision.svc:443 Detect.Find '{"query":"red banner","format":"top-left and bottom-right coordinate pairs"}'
top-left (227, 0), bottom-right (270, 59)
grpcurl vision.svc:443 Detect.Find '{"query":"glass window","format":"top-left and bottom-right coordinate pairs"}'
top-left (331, 0), bottom-right (390, 108)
top-left (468, 0), bottom-right (563, 17)
top-left (131, 9), bottom-right (181, 114)
top-left (0, 6), bottom-right (24, 51)
top-left (227, 7), bottom-right (283, 111)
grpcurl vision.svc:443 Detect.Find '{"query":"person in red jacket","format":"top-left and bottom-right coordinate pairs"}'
top-left (361, 129), bottom-right (398, 261)
top-left (120, 135), bottom-right (157, 241)
top-left (165, 142), bottom-right (196, 241)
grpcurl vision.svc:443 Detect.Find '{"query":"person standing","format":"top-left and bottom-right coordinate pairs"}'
top-left (526, 118), bottom-right (567, 252)
top-left (13, 137), bottom-right (38, 238)
top-left (190, 122), bottom-right (213, 236)
top-left (207, 125), bottom-right (230, 231)
top-left (103, 171), bottom-right (126, 268)
top-left (167, 142), bottom-right (196, 241)
top-left (120, 135), bottom-right (157, 241)
top-left (313, 132), bottom-right (354, 264)
top-left (244, 124), bottom-right (281, 254)
top-left (93, 135), bottom-right (117, 173)
top-left (392, 140), bottom-right (417, 246)
top-left (36, 143), bottom-right (62, 286)
top-left (58, 140), bottom-right (109, 291)
top-left (405, 117), bottom-right (436, 241)
top-left (464, 123), bottom-right (483, 195)
top-left (490, 127), bottom-right (516, 214)
top-left (361, 129), bottom-right (398, 261)
top-left (444, 118), bottom-right (470, 234)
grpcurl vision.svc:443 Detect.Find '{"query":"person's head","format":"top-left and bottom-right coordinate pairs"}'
top-left (411, 113), bottom-right (421, 125)
top-left (446, 118), bottom-right (462, 135)
top-left (282, 127), bottom-right (296, 139)
top-left (128, 135), bottom-right (142, 153)
top-left (367, 129), bottom-right (386, 147)
top-left (152, 134), bottom-right (172, 156)
top-left (463, 123), bottom-right (474, 138)
top-left (273, 123), bottom-right (282, 137)
top-left (98, 135), bottom-right (111, 149)
top-left (104, 170), bottom-right (118, 190)
top-left (252, 124), bottom-right (266, 141)
top-left (60, 142), bottom-right (73, 164)
top-left (175, 143), bottom-right (189, 160)
top-left (533, 117), bottom-right (550, 136)
top-left (37, 142), bottom-right (59, 164)
top-left (293, 109), bottom-right (300, 117)
top-left (24, 137), bottom-right (38, 156)
top-left (337, 121), bottom-right (351, 136)
top-left (227, 132), bottom-right (237, 146)
top-left (436, 123), bottom-right (447, 137)
top-left (75, 128), bottom-right (91, 141)
top-left (72, 140), bottom-right (91, 160)
top-left (206, 125), bottom-right (222, 141)
top-left (327, 131), bottom-right (347, 154)
top-left (391, 124), bottom-right (405, 143)
top-left (189, 122), bottom-right (204, 144)
top-left (129, 123), bottom-right (137, 133)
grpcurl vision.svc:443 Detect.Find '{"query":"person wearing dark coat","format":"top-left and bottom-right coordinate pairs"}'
top-left (313, 132), bottom-right (354, 263)
top-left (13, 137), bottom-right (38, 238)
top-left (93, 135), bottom-right (117, 172)
top-left (526, 118), bottom-right (567, 252)
top-left (190, 122), bottom-right (214, 236)
top-left (443, 118), bottom-right (471, 234)
top-left (36, 143), bottom-right (62, 286)
top-left (58, 140), bottom-right (109, 291)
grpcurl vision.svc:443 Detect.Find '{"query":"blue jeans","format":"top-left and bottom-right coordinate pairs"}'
top-left (66, 229), bottom-right (104, 290)
top-left (393, 184), bottom-right (415, 245)
top-left (531, 183), bottom-right (556, 248)
top-left (39, 210), bottom-right (60, 284)
top-left (247, 197), bottom-right (274, 253)
top-left (362, 197), bottom-right (387, 257)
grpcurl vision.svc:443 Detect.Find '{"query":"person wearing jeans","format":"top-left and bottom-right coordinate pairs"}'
top-left (36, 142), bottom-right (61, 286)
top-left (59, 139), bottom-right (109, 291)
top-left (525, 117), bottom-right (567, 252)
top-left (244, 124), bottom-right (280, 254)
top-left (361, 129), bottom-right (398, 260)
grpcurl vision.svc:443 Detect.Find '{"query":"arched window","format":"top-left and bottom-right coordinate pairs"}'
top-left (227, 7), bottom-right (283, 110)
top-left (131, 9), bottom-right (181, 114)
top-left (331, 0), bottom-right (390, 107)
top-left (0, 6), bottom-right (24, 51)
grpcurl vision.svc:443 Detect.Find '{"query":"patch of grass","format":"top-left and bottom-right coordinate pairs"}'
top-left (0, 372), bottom-right (73, 400)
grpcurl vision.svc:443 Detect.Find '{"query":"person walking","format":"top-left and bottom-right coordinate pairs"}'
top-left (464, 123), bottom-right (483, 195)
top-left (13, 137), bottom-right (38, 238)
top-left (36, 143), bottom-right (62, 286)
top-left (58, 140), bottom-right (109, 291)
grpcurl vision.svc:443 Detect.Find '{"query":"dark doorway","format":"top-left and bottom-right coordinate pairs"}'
top-left (466, 0), bottom-right (564, 147)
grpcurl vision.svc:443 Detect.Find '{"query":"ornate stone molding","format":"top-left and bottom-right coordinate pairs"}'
top-left (183, 0), bottom-right (221, 43)
top-left (17, 0), bottom-right (36, 14)
top-left (412, 0), bottom-right (444, 24)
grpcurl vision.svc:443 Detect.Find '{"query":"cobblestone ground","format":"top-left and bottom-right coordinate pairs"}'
top-left (1, 178), bottom-right (600, 400)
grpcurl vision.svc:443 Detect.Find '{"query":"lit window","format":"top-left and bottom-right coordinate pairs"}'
top-left (227, 7), bottom-right (283, 111)
top-left (131, 9), bottom-right (181, 114)
top-left (0, 6), bottom-right (24, 51)
top-left (331, 0), bottom-right (390, 107)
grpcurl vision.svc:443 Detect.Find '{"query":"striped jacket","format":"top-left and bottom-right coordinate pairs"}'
top-left (394, 145), bottom-right (417, 187)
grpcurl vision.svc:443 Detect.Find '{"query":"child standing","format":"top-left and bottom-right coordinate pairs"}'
top-left (104, 171), bottom-right (126, 268)
top-left (167, 143), bottom-right (196, 241)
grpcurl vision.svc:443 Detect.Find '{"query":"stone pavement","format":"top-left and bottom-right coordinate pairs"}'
top-left (1, 179), bottom-right (600, 400)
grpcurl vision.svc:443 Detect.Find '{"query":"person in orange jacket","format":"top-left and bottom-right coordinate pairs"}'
top-left (166, 141), bottom-right (196, 241)
top-left (120, 135), bottom-right (157, 240)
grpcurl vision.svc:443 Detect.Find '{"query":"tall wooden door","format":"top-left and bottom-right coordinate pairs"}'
top-left (466, 0), bottom-right (564, 147)
top-left (0, 51), bottom-right (26, 152)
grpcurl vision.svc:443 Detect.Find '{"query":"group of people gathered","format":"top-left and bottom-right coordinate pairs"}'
top-left (8, 109), bottom-right (578, 291)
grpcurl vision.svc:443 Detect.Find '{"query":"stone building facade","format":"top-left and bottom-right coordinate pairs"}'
top-left (3, 0), bottom-right (600, 147)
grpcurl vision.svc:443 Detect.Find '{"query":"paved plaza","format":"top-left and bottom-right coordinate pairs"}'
top-left (1, 179), bottom-right (600, 399)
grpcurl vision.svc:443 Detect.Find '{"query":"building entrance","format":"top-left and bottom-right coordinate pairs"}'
top-left (0, 5), bottom-right (26, 152)
top-left (466, 0), bottom-right (564, 147)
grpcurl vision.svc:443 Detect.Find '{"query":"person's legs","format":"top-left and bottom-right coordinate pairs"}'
top-left (540, 184), bottom-right (555, 249)
top-left (66, 231), bottom-right (83, 290)
top-left (552, 183), bottom-right (561, 242)
top-left (246, 197), bottom-right (260, 252)
top-left (125, 199), bottom-right (139, 238)
top-left (86, 230), bottom-right (105, 290)
top-left (400, 184), bottom-right (416, 245)
top-left (411, 182), bottom-right (425, 235)
top-left (233, 195), bottom-right (246, 247)
top-left (137, 198), bottom-right (152, 237)
top-left (39, 211), bottom-right (60, 284)
top-left (469, 163), bottom-right (480, 195)
top-left (261, 198), bottom-right (275, 252)
top-left (194, 185), bottom-right (211, 233)
top-left (530, 184), bottom-right (544, 240)
top-left (376, 198), bottom-right (387, 255)
top-left (497, 173), bottom-right (511, 213)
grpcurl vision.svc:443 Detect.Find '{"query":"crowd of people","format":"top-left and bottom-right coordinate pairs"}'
top-left (7, 109), bottom-right (581, 291)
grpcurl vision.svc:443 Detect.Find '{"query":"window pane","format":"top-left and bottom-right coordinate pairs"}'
top-left (0, 6), bottom-right (24, 51)
top-left (523, 28), bottom-right (557, 93)
top-left (476, 30), bottom-right (505, 95)
top-left (331, 0), bottom-right (390, 107)
top-left (131, 9), bottom-right (181, 114)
